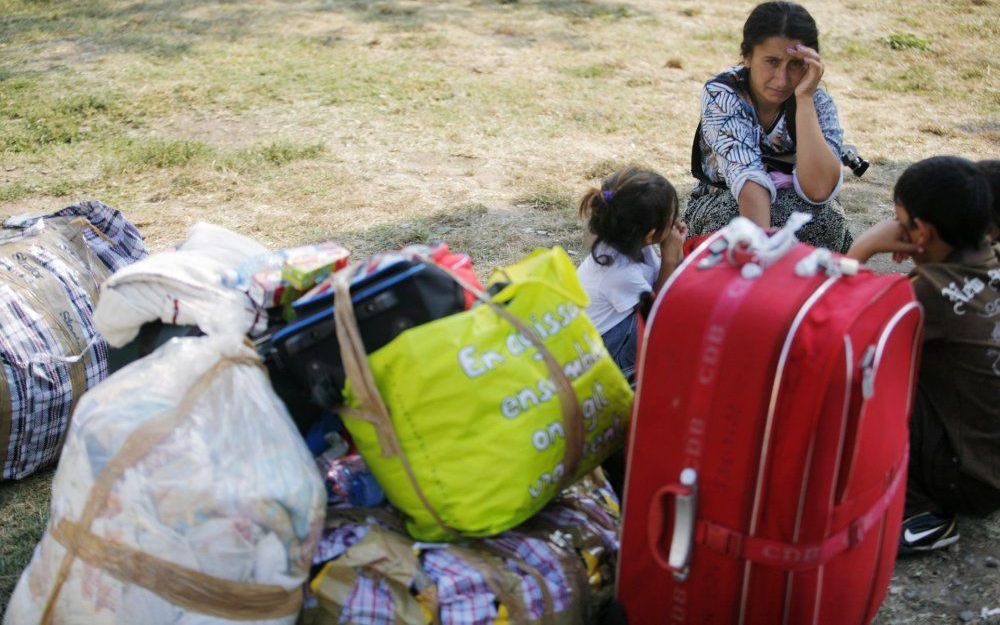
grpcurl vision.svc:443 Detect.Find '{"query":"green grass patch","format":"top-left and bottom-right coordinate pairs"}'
top-left (581, 158), bottom-right (656, 180)
top-left (0, 182), bottom-right (34, 203)
top-left (0, 469), bottom-right (53, 607)
top-left (881, 33), bottom-right (931, 51)
top-left (358, 1), bottom-right (425, 29)
top-left (104, 137), bottom-right (328, 175)
top-left (223, 141), bottom-right (327, 170)
top-left (334, 203), bottom-right (492, 257)
top-left (47, 179), bottom-right (75, 197)
top-left (394, 34), bottom-right (449, 49)
top-left (250, 141), bottom-right (326, 166)
top-left (111, 33), bottom-right (194, 58)
top-left (867, 66), bottom-right (938, 94)
top-left (1, 91), bottom-right (123, 152)
top-left (540, 0), bottom-right (635, 20)
top-left (836, 39), bottom-right (874, 61)
top-left (112, 137), bottom-right (216, 171)
top-left (568, 62), bottom-right (619, 79)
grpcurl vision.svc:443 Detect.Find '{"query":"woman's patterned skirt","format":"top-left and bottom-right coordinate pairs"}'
top-left (684, 186), bottom-right (854, 253)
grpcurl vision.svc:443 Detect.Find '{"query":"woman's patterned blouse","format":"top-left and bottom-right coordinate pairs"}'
top-left (693, 66), bottom-right (844, 205)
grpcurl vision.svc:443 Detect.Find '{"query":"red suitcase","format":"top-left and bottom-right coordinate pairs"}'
top-left (617, 218), bottom-right (923, 625)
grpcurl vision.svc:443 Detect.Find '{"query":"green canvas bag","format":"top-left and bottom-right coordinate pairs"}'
top-left (335, 247), bottom-right (633, 541)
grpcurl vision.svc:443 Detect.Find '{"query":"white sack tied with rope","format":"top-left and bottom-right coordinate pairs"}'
top-left (4, 331), bottom-right (327, 625)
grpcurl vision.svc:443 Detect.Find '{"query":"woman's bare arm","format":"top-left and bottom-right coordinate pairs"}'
top-left (738, 180), bottom-right (773, 228)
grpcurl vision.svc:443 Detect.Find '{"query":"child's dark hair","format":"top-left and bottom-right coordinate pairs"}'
top-left (579, 167), bottom-right (678, 266)
top-left (977, 159), bottom-right (1000, 239)
top-left (893, 156), bottom-right (992, 251)
top-left (741, 2), bottom-right (819, 57)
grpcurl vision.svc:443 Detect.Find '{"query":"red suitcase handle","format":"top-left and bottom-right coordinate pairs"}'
top-left (647, 468), bottom-right (698, 582)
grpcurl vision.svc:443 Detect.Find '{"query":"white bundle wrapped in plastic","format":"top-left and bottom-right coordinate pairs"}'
top-left (3, 331), bottom-right (327, 625)
top-left (94, 223), bottom-right (268, 347)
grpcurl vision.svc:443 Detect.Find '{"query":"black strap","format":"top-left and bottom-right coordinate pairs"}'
top-left (690, 120), bottom-right (718, 187)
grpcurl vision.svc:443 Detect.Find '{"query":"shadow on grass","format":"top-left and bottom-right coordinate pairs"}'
top-left (317, 199), bottom-right (583, 271)
top-left (0, 0), bottom-right (648, 78)
top-left (475, 0), bottom-right (641, 20)
top-left (318, 0), bottom-right (636, 37)
top-left (316, 0), bottom-right (451, 31)
top-left (0, 0), bottom-right (256, 68)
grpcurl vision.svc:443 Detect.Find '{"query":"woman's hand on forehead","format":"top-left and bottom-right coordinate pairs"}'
top-left (786, 43), bottom-right (824, 98)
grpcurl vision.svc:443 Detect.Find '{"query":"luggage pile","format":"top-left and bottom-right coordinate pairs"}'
top-left (263, 242), bottom-right (634, 621)
top-left (4, 216), bottom-right (635, 625)
top-left (4, 208), bottom-right (924, 625)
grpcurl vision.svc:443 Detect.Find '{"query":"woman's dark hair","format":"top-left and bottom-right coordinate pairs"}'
top-left (977, 159), bottom-right (1000, 236)
top-left (741, 2), bottom-right (819, 58)
top-left (893, 156), bottom-right (992, 251)
top-left (579, 167), bottom-right (678, 266)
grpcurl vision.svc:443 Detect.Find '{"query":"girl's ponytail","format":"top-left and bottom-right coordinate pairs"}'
top-left (580, 168), bottom-right (678, 266)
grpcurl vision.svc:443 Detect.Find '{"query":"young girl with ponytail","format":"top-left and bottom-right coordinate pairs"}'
top-left (576, 167), bottom-right (686, 379)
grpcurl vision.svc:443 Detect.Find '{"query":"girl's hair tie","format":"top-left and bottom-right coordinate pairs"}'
top-left (602, 190), bottom-right (613, 202)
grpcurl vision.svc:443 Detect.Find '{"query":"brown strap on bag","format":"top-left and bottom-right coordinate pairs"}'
top-left (332, 259), bottom-right (584, 539)
top-left (451, 545), bottom-right (537, 624)
top-left (49, 519), bottom-right (302, 619)
top-left (40, 354), bottom-right (303, 623)
top-left (474, 542), bottom-right (558, 625)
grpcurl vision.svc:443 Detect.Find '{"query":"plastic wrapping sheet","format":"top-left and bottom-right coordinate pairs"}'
top-left (4, 335), bottom-right (327, 625)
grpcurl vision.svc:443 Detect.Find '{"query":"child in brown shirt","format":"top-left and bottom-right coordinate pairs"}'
top-left (848, 155), bottom-right (999, 554)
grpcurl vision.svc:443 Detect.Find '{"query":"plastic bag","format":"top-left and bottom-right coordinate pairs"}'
top-left (3, 334), bottom-right (327, 625)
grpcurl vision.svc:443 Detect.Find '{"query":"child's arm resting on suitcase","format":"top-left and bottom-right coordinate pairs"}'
top-left (655, 221), bottom-right (688, 291)
top-left (846, 217), bottom-right (922, 264)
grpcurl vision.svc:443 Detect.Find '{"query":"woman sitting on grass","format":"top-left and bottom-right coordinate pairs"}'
top-left (684, 1), bottom-right (853, 252)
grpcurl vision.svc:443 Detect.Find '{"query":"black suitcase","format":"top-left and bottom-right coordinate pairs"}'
top-left (264, 258), bottom-right (465, 414)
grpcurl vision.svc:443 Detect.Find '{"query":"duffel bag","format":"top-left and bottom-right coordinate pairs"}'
top-left (0, 201), bottom-right (146, 480)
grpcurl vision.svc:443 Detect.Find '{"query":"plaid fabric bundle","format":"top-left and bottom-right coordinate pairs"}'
top-left (304, 474), bottom-right (619, 625)
top-left (0, 201), bottom-right (146, 480)
top-left (51, 200), bottom-right (147, 272)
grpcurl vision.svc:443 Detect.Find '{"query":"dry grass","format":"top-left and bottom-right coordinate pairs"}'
top-left (1, 0), bottom-right (995, 253)
top-left (1, 0), bottom-right (999, 616)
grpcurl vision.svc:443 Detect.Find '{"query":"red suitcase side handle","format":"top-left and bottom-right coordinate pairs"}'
top-left (647, 468), bottom-right (699, 581)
